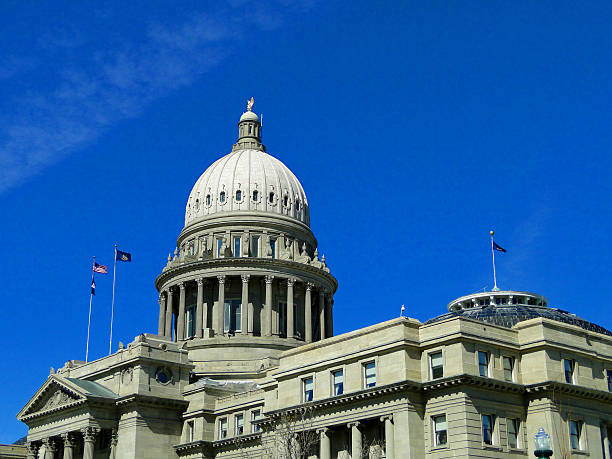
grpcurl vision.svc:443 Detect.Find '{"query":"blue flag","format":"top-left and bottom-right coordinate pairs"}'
top-left (91, 275), bottom-right (96, 295)
top-left (116, 250), bottom-right (132, 262)
top-left (493, 241), bottom-right (507, 253)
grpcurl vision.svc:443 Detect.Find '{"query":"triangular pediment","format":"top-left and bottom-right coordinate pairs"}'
top-left (18, 376), bottom-right (87, 420)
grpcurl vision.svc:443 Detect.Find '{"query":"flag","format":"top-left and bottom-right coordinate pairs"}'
top-left (493, 241), bottom-right (507, 253)
top-left (91, 276), bottom-right (96, 295)
top-left (93, 262), bottom-right (108, 274)
top-left (116, 250), bottom-right (132, 262)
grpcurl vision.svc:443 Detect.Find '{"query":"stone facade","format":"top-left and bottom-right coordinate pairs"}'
top-left (17, 103), bottom-right (612, 458)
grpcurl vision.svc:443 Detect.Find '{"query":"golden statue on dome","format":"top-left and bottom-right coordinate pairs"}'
top-left (247, 97), bottom-right (254, 111)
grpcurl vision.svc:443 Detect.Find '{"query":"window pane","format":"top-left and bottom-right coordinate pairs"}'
top-left (224, 302), bottom-right (231, 331)
top-left (479, 352), bottom-right (489, 377)
top-left (270, 239), bottom-right (276, 258)
top-left (434, 415), bottom-right (447, 446)
top-left (503, 357), bottom-right (514, 381)
top-left (508, 419), bottom-right (518, 448)
top-left (217, 239), bottom-right (223, 257)
top-left (482, 415), bottom-right (493, 445)
top-left (431, 352), bottom-right (443, 379)
top-left (251, 236), bottom-right (259, 257)
top-left (304, 377), bottom-right (313, 401)
top-left (570, 420), bottom-right (581, 449)
top-left (431, 352), bottom-right (443, 367)
top-left (564, 359), bottom-right (574, 383)
top-left (365, 362), bottom-right (376, 387)
top-left (236, 190), bottom-right (242, 201)
top-left (234, 237), bottom-right (241, 257)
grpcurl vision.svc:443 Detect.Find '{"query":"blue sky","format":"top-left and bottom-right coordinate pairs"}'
top-left (1, 0), bottom-right (611, 442)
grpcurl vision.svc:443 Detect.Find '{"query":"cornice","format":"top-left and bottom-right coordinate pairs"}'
top-left (115, 394), bottom-right (189, 410)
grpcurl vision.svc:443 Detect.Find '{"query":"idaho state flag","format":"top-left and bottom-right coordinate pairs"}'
top-left (493, 241), bottom-right (507, 253)
top-left (116, 250), bottom-right (132, 262)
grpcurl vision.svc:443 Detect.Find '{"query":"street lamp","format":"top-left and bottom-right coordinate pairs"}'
top-left (534, 428), bottom-right (553, 458)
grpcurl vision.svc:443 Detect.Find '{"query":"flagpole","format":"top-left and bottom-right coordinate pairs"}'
top-left (490, 230), bottom-right (498, 291)
top-left (86, 256), bottom-right (95, 363)
top-left (109, 244), bottom-right (117, 355)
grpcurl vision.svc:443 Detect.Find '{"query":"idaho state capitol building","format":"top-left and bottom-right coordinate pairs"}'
top-left (16, 103), bottom-right (612, 459)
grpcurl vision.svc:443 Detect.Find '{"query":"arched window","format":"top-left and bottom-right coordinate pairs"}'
top-left (269, 192), bottom-right (275, 203)
top-left (283, 195), bottom-right (288, 207)
top-left (248, 125), bottom-right (252, 134)
top-left (220, 191), bottom-right (226, 203)
top-left (253, 190), bottom-right (259, 201)
top-left (195, 199), bottom-right (200, 210)
top-left (296, 200), bottom-right (301, 211)
top-left (206, 195), bottom-right (211, 206)
top-left (236, 190), bottom-right (242, 201)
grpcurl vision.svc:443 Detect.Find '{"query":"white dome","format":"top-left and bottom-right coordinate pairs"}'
top-left (185, 149), bottom-right (310, 227)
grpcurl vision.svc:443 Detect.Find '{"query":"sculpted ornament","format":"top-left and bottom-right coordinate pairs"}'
top-left (39, 388), bottom-right (76, 412)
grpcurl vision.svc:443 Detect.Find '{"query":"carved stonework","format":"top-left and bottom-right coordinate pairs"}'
top-left (121, 367), bottom-right (133, 384)
top-left (35, 387), bottom-right (78, 413)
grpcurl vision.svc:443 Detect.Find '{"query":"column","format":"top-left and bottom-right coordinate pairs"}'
top-left (382, 415), bottom-right (394, 459)
top-left (287, 279), bottom-right (295, 338)
top-left (110, 428), bottom-right (118, 459)
top-left (305, 283), bottom-right (313, 343)
top-left (264, 275), bottom-right (274, 336)
top-left (216, 275), bottom-right (226, 335)
top-left (241, 275), bottom-right (250, 334)
top-left (158, 293), bottom-right (166, 337)
top-left (349, 422), bottom-right (362, 458)
top-left (25, 442), bottom-right (40, 459)
top-left (329, 296), bottom-right (334, 337)
top-left (165, 289), bottom-right (173, 340)
top-left (319, 289), bottom-right (326, 340)
top-left (318, 428), bottom-right (331, 459)
top-left (196, 278), bottom-right (204, 338)
top-left (42, 438), bottom-right (57, 459)
top-left (603, 424), bottom-right (611, 459)
top-left (81, 427), bottom-right (98, 459)
top-left (62, 433), bottom-right (76, 459)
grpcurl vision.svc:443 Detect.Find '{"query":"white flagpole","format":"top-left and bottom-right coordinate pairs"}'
top-left (109, 244), bottom-right (117, 355)
top-left (86, 256), bottom-right (95, 363)
top-left (490, 230), bottom-right (498, 291)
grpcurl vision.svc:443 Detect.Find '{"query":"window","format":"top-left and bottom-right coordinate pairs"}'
top-left (433, 415), bottom-right (447, 447)
top-left (206, 194), bottom-right (211, 206)
top-left (269, 191), bottom-right (275, 203)
top-left (607, 369), bottom-right (612, 392)
top-left (364, 362), bottom-right (376, 388)
top-left (430, 352), bottom-right (443, 379)
top-left (283, 195), bottom-right (288, 207)
top-left (482, 414), bottom-right (494, 445)
top-left (296, 200), bottom-right (301, 211)
top-left (251, 410), bottom-right (262, 432)
top-left (235, 414), bottom-right (244, 436)
top-left (303, 377), bottom-right (314, 402)
top-left (219, 418), bottom-right (228, 439)
top-left (503, 356), bottom-right (515, 382)
top-left (269, 238), bottom-right (276, 258)
top-left (332, 370), bottom-right (344, 396)
top-left (278, 301), bottom-right (287, 337)
top-left (234, 236), bottom-right (241, 257)
top-left (236, 190), bottom-right (242, 201)
top-left (195, 199), bottom-right (199, 211)
top-left (219, 191), bottom-right (226, 203)
top-left (251, 236), bottom-right (259, 257)
top-left (185, 306), bottom-right (196, 338)
top-left (570, 420), bottom-right (583, 450)
top-left (217, 239), bottom-right (223, 258)
top-left (507, 418), bottom-right (520, 448)
top-left (224, 300), bottom-right (241, 332)
top-left (187, 421), bottom-right (194, 442)
top-left (253, 190), bottom-right (259, 201)
top-left (478, 351), bottom-right (489, 377)
top-left (563, 359), bottom-right (575, 384)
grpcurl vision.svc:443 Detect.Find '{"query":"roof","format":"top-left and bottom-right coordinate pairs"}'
top-left (65, 378), bottom-right (119, 399)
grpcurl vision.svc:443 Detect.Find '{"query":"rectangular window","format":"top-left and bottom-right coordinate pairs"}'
top-left (507, 418), bottom-right (519, 448)
top-left (234, 236), bottom-right (241, 257)
top-left (303, 377), bottom-right (314, 402)
top-left (332, 370), bottom-right (344, 396)
top-left (563, 359), bottom-right (575, 384)
top-left (251, 409), bottom-right (262, 433)
top-left (251, 236), bottom-right (260, 257)
top-left (503, 356), bottom-right (515, 382)
top-left (433, 415), bottom-right (447, 447)
top-left (570, 420), bottom-right (582, 450)
top-left (217, 239), bottom-right (223, 258)
top-left (364, 362), bottom-right (376, 388)
top-left (187, 420), bottom-right (194, 442)
top-left (482, 414), bottom-right (494, 445)
top-left (478, 351), bottom-right (490, 377)
top-left (219, 417), bottom-right (228, 439)
top-left (235, 414), bottom-right (244, 436)
top-left (279, 301), bottom-right (287, 337)
top-left (607, 369), bottom-right (612, 392)
top-left (430, 352), bottom-right (443, 379)
top-left (270, 238), bottom-right (276, 258)
top-left (186, 306), bottom-right (196, 338)
top-left (224, 299), bottom-right (242, 332)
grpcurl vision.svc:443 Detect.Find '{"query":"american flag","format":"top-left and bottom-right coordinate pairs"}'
top-left (93, 261), bottom-right (108, 274)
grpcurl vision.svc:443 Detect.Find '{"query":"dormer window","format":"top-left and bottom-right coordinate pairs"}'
top-left (219, 191), bottom-right (226, 203)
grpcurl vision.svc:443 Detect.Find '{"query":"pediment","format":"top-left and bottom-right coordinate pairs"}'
top-left (18, 376), bottom-right (86, 420)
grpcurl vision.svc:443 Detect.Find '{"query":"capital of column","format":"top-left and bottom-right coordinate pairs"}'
top-left (316, 427), bottom-right (329, 435)
top-left (287, 278), bottom-right (296, 287)
top-left (26, 441), bottom-right (40, 455)
top-left (179, 282), bottom-right (185, 291)
top-left (42, 437), bottom-right (58, 452)
top-left (196, 277), bottom-right (204, 286)
top-left (241, 274), bottom-right (250, 283)
top-left (62, 432), bottom-right (77, 447)
top-left (217, 274), bottom-right (226, 285)
top-left (264, 275), bottom-right (274, 284)
top-left (81, 427), bottom-right (100, 442)
top-left (380, 414), bottom-right (394, 422)
top-left (347, 421), bottom-right (361, 429)
top-left (306, 282), bottom-right (314, 291)
top-left (110, 428), bottom-right (118, 446)
top-left (159, 291), bottom-right (166, 301)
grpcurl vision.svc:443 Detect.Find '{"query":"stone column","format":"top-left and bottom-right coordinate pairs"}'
top-left (329, 296), bottom-right (334, 337)
top-left (603, 424), bottom-right (611, 459)
top-left (42, 438), bottom-right (57, 459)
top-left (216, 275), bottom-right (226, 335)
top-left (165, 288), bottom-right (173, 340)
top-left (264, 275), bottom-right (274, 336)
top-left (348, 422), bottom-right (362, 458)
top-left (382, 415), bottom-right (394, 459)
top-left (241, 275), bottom-right (250, 334)
top-left (196, 278), bottom-right (204, 338)
top-left (62, 433), bottom-right (76, 459)
top-left (287, 279), bottom-right (295, 338)
top-left (25, 441), bottom-right (40, 459)
top-left (177, 282), bottom-right (186, 340)
top-left (319, 289), bottom-right (326, 340)
top-left (110, 428), bottom-right (118, 459)
top-left (318, 428), bottom-right (331, 459)
top-left (305, 283), bottom-right (313, 343)
top-left (158, 293), bottom-right (166, 337)
top-left (81, 427), bottom-right (98, 459)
